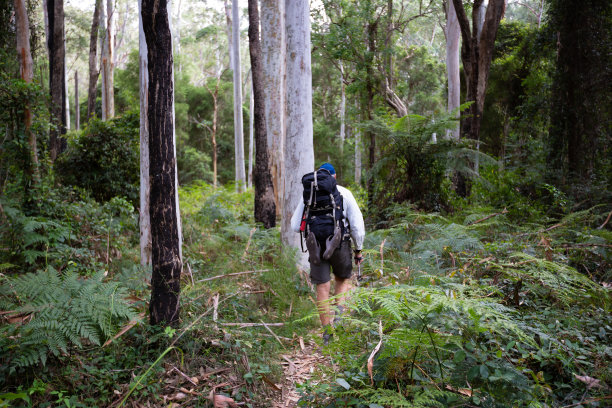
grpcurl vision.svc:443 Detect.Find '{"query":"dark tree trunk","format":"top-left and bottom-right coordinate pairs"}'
top-left (248, 0), bottom-right (276, 228)
top-left (87, 0), bottom-right (101, 120)
top-left (142, 0), bottom-right (182, 327)
top-left (451, 0), bottom-right (505, 196)
top-left (47, 0), bottom-right (66, 161)
top-left (366, 19), bottom-right (377, 202)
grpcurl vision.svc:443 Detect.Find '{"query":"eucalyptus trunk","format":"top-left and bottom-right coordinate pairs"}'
top-left (141, 0), bottom-right (182, 327)
top-left (261, 0), bottom-right (285, 216)
top-left (74, 70), bottom-right (79, 130)
top-left (100, 0), bottom-right (115, 121)
top-left (230, 0), bottom-right (246, 192)
top-left (87, 0), bottom-right (101, 120)
top-left (47, 0), bottom-right (66, 161)
top-left (14, 0), bottom-right (38, 179)
top-left (284, 0), bottom-right (314, 266)
top-left (248, 0), bottom-right (276, 228)
top-left (445, 0), bottom-right (461, 140)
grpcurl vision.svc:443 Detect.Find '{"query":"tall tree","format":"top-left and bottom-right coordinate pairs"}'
top-left (248, 0), bottom-right (276, 228)
top-left (138, 0), bottom-right (151, 268)
top-left (141, 0), bottom-right (182, 326)
top-left (445, 0), bottom-right (461, 140)
top-left (14, 0), bottom-right (38, 179)
top-left (74, 70), bottom-right (79, 130)
top-left (261, 0), bottom-right (285, 215)
top-left (47, 0), bottom-right (66, 161)
top-left (451, 0), bottom-right (505, 142)
top-left (248, 79), bottom-right (254, 188)
top-left (229, 0), bottom-right (246, 192)
top-left (283, 0), bottom-right (315, 264)
top-left (87, 0), bottom-right (101, 120)
top-left (100, 0), bottom-right (114, 121)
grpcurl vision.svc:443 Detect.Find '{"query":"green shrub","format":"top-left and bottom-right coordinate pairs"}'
top-left (55, 113), bottom-right (139, 205)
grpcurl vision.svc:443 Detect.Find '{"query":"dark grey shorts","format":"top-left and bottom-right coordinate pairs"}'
top-left (309, 239), bottom-right (353, 284)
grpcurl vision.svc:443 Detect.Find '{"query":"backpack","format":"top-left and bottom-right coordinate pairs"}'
top-left (299, 169), bottom-right (345, 262)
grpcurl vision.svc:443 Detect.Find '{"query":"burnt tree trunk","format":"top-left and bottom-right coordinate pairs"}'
top-left (87, 0), bottom-right (101, 120)
top-left (247, 0), bottom-right (276, 228)
top-left (141, 0), bottom-right (182, 327)
top-left (47, 0), bottom-right (66, 161)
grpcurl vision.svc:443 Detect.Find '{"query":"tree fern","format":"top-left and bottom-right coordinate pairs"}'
top-left (1, 267), bottom-right (138, 371)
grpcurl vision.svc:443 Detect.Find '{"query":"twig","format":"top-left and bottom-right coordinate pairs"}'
top-left (367, 319), bottom-right (383, 386)
top-left (560, 243), bottom-right (612, 249)
top-left (560, 396), bottom-right (612, 408)
top-left (103, 313), bottom-right (145, 347)
top-left (196, 269), bottom-right (269, 283)
top-left (518, 222), bottom-right (565, 237)
top-left (241, 227), bottom-right (257, 260)
top-left (467, 208), bottom-right (508, 225)
top-left (598, 209), bottom-right (612, 229)
top-left (170, 364), bottom-right (198, 387)
top-left (379, 239), bottom-right (386, 276)
top-left (212, 294), bottom-right (220, 324)
top-left (186, 263), bottom-right (195, 286)
top-left (219, 322), bottom-right (284, 327)
top-left (260, 320), bottom-right (285, 348)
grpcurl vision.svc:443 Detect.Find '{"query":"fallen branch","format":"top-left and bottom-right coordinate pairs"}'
top-left (260, 320), bottom-right (285, 348)
top-left (468, 208), bottom-right (508, 225)
top-left (197, 269), bottom-right (269, 283)
top-left (560, 243), bottom-right (612, 249)
top-left (598, 209), bottom-right (612, 229)
top-left (170, 364), bottom-right (198, 387)
top-left (367, 319), bottom-right (383, 386)
top-left (220, 322), bottom-right (284, 327)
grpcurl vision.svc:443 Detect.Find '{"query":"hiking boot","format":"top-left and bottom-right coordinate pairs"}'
top-left (323, 225), bottom-right (342, 260)
top-left (305, 231), bottom-right (321, 265)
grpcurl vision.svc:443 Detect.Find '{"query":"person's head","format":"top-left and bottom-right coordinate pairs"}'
top-left (319, 163), bottom-right (336, 178)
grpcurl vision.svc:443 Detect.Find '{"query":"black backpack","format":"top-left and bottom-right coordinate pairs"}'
top-left (299, 169), bottom-right (345, 250)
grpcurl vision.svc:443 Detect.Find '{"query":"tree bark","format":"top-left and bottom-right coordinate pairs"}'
top-left (445, 0), bottom-right (461, 140)
top-left (261, 0), bottom-right (285, 216)
top-left (248, 78), bottom-right (254, 188)
top-left (248, 0), bottom-right (276, 229)
top-left (74, 70), bottom-right (79, 130)
top-left (65, 57), bottom-right (70, 130)
top-left (354, 100), bottom-right (362, 185)
top-left (138, 0), bottom-right (151, 268)
top-left (14, 0), bottom-right (39, 179)
top-left (141, 0), bottom-right (182, 327)
top-left (339, 61), bottom-right (345, 158)
top-left (47, 0), bottom-right (66, 161)
top-left (87, 0), bottom-right (101, 120)
top-left (100, 0), bottom-right (115, 121)
top-left (229, 0), bottom-right (246, 192)
top-left (284, 0), bottom-right (314, 266)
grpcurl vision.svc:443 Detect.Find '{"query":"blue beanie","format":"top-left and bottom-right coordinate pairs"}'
top-left (319, 163), bottom-right (336, 175)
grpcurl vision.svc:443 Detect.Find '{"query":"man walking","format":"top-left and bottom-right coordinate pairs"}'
top-left (291, 163), bottom-right (365, 344)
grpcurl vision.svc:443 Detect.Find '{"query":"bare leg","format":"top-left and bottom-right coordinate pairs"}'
top-left (334, 276), bottom-right (351, 306)
top-left (316, 281), bottom-right (331, 326)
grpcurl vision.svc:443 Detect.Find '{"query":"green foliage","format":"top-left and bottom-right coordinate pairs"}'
top-left (55, 113), bottom-right (140, 205)
top-left (0, 267), bottom-right (138, 373)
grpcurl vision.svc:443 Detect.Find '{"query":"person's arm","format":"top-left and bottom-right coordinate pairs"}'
top-left (290, 201), bottom-right (305, 233)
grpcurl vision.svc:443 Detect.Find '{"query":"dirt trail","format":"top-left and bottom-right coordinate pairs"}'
top-left (271, 337), bottom-right (330, 408)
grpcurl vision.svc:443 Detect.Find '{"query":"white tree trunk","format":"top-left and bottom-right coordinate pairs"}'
top-left (261, 0), bottom-right (285, 215)
top-left (101, 0), bottom-right (114, 121)
top-left (354, 101), bottom-right (362, 185)
top-left (224, 0), bottom-right (233, 71)
top-left (475, 0), bottom-right (488, 40)
top-left (74, 70), bottom-right (79, 130)
top-left (138, 0), bottom-right (151, 267)
top-left (445, 0), bottom-right (461, 140)
top-left (474, 0), bottom-right (488, 175)
top-left (231, 0), bottom-right (246, 192)
top-left (339, 61), bottom-right (345, 155)
top-left (248, 77), bottom-right (254, 188)
top-left (283, 0), bottom-right (314, 266)
top-left (65, 55), bottom-right (70, 130)
top-left (174, 0), bottom-right (182, 73)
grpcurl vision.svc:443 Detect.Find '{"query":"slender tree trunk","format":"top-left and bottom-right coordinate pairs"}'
top-left (223, 0), bottom-right (234, 71)
top-left (284, 0), bottom-right (314, 265)
top-left (141, 0), bottom-right (182, 326)
top-left (14, 0), bottom-right (39, 180)
top-left (47, 0), bottom-right (66, 161)
top-left (248, 0), bottom-right (276, 228)
top-left (445, 0), bottom-right (460, 140)
top-left (261, 0), bottom-right (285, 216)
top-left (354, 100), bottom-right (362, 186)
top-left (101, 0), bottom-right (114, 121)
top-left (366, 19), bottom-right (377, 200)
top-left (65, 58), bottom-right (70, 130)
top-left (339, 61), bottom-right (345, 159)
top-left (87, 0), bottom-right (101, 120)
top-left (74, 70), bottom-right (79, 130)
top-left (231, 0), bottom-right (246, 192)
top-left (138, 0), bottom-right (151, 268)
top-left (248, 78), bottom-right (254, 188)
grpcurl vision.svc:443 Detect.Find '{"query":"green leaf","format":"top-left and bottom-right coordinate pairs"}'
top-left (454, 350), bottom-right (466, 363)
top-left (479, 364), bottom-right (490, 379)
top-left (336, 378), bottom-right (350, 390)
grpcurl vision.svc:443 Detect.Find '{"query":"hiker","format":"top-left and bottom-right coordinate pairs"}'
top-left (291, 163), bottom-right (365, 344)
